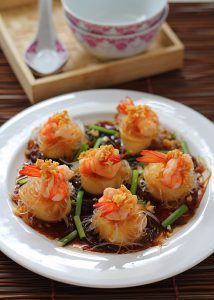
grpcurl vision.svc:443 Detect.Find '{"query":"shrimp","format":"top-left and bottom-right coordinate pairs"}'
top-left (91, 185), bottom-right (147, 245)
top-left (117, 97), bottom-right (135, 115)
top-left (79, 145), bottom-right (131, 195)
top-left (38, 111), bottom-right (83, 160)
top-left (137, 149), bottom-right (195, 202)
top-left (79, 145), bottom-right (121, 179)
top-left (18, 159), bottom-right (74, 222)
top-left (118, 103), bottom-right (159, 154)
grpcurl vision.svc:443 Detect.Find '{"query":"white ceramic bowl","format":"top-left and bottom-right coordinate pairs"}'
top-left (65, 5), bottom-right (168, 60)
top-left (62, 0), bottom-right (167, 36)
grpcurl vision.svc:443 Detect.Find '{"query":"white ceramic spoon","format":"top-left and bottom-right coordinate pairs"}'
top-left (24, 0), bottom-right (69, 76)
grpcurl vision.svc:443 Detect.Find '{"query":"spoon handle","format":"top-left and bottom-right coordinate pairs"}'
top-left (37, 0), bottom-right (55, 50)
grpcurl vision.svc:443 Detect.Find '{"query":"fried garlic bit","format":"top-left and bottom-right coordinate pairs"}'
top-left (18, 159), bottom-right (74, 222)
top-left (79, 145), bottom-right (131, 195)
top-left (91, 185), bottom-right (147, 245)
top-left (38, 110), bottom-right (83, 160)
top-left (117, 99), bottom-right (159, 154)
top-left (137, 149), bottom-right (195, 202)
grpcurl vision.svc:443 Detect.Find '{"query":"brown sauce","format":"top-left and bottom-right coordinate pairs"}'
top-left (12, 121), bottom-right (208, 254)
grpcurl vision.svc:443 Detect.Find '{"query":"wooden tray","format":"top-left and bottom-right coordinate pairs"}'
top-left (0, 0), bottom-right (184, 103)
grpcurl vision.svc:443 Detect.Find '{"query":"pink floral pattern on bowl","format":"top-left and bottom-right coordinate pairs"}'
top-left (65, 5), bottom-right (168, 59)
top-left (79, 29), bottom-right (157, 51)
top-left (64, 8), bottom-right (164, 36)
top-left (68, 23), bottom-right (161, 59)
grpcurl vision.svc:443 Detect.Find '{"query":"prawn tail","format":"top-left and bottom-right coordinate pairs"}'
top-left (19, 165), bottom-right (41, 177)
top-left (136, 150), bottom-right (167, 163)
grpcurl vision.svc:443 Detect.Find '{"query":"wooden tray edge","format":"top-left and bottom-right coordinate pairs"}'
top-left (0, 14), bottom-right (184, 103)
top-left (0, 15), bottom-right (36, 103)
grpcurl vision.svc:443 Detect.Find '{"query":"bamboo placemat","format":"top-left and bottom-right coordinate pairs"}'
top-left (0, 3), bottom-right (214, 299)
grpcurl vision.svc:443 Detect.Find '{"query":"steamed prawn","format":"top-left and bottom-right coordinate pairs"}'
top-left (79, 145), bottom-right (131, 195)
top-left (18, 159), bottom-right (73, 222)
top-left (137, 149), bottom-right (195, 202)
top-left (117, 98), bottom-right (159, 154)
top-left (38, 111), bottom-right (83, 160)
top-left (91, 185), bottom-right (147, 245)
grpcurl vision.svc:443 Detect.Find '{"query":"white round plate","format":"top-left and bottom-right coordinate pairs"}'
top-left (0, 89), bottom-right (214, 288)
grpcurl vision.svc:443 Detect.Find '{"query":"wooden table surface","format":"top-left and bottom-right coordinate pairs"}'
top-left (0, 3), bottom-right (214, 299)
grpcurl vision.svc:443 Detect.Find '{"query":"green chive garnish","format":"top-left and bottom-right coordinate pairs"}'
top-left (156, 150), bottom-right (169, 154)
top-left (169, 133), bottom-right (176, 140)
top-left (71, 199), bottom-right (76, 205)
top-left (93, 137), bottom-right (103, 148)
top-left (75, 191), bottom-right (84, 217)
top-left (130, 170), bottom-right (139, 195)
top-left (74, 216), bottom-right (86, 239)
top-left (180, 140), bottom-right (190, 154)
top-left (138, 198), bottom-right (146, 205)
top-left (88, 124), bottom-right (119, 136)
top-left (57, 230), bottom-right (77, 247)
top-left (161, 204), bottom-right (188, 229)
top-left (17, 176), bottom-right (29, 186)
top-left (73, 144), bottom-right (89, 161)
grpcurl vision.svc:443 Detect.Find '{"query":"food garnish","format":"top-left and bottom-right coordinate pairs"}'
top-left (162, 204), bottom-right (189, 229)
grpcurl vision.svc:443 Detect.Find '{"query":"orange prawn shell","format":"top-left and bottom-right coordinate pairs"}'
top-left (38, 111), bottom-right (83, 159)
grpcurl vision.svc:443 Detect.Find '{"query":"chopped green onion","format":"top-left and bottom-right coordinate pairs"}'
top-left (180, 140), bottom-right (190, 154)
top-left (88, 124), bottom-right (119, 136)
top-left (57, 230), bottom-right (77, 247)
top-left (156, 150), bottom-right (169, 154)
top-left (71, 199), bottom-right (76, 205)
top-left (137, 166), bottom-right (144, 175)
top-left (167, 225), bottom-right (172, 232)
top-left (93, 137), bottom-right (103, 148)
top-left (75, 191), bottom-right (84, 217)
top-left (74, 216), bottom-right (86, 239)
top-left (137, 197), bottom-right (146, 205)
top-left (73, 144), bottom-right (89, 161)
top-left (169, 133), bottom-right (176, 140)
top-left (130, 170), bottom-right (139, 195)
top-left (161, 204), bottom-right (188, 229)
top-left (17, 176), bottom-right (29, 186)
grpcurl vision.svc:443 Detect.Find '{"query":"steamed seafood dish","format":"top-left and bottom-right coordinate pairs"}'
top-left (138, 149), bottom-right (195, 202)
top-left (17, 159), bottom-right (73, 222)
top-left (117, 97), bottom-right (159, 154)
top-left (91, 185), bottom-right (147, 245)
top-left (11, 99), bottom-right (210, 254)
top-left (38, 111), bottom-right (83, 160)
top-left (79, 145), bottom-right (131, 195)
